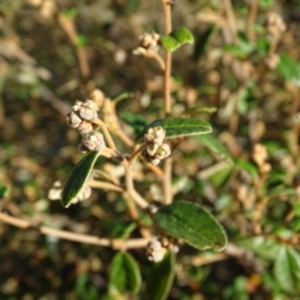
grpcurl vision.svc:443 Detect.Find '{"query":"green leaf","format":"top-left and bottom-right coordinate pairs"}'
top-left (61, 8), bottom-right (77, 18)
top-left (111, 90), bottom-right (133, 103)
top-left (196, 134), bottom-right (232, 160)
top-left (109, 252), bottom-right (142, 294)
top-left (274, 246), bottom-right (300, 294)
top-left (61, 151), bottom-right (100, 207)
top-left (136, 117), bottom-right (212, 141)
top-left (75, 34), bottom-right (87, 47)
top-left (161, 28), bottom-right (194, 52)
top-left (143, 253), bottom-right (175, 300)
top-left (154, 201), bottom-right (227, 251)
top-left (0, 184), bottom-right (10, 199)
top-left (237, 236), bottom-right (284, 260)
top-left (192, 26), bottom-right (214, 61)
top-left (277, 54), bottom-right (300, 87)
top-left (223, 33), bottom-right (252, 59)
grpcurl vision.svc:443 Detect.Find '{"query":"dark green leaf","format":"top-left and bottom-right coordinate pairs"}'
top-left (136, 117), bottom-right (212, 141)
top-left (196, 134), bottom-right (232, 160)
top-left (277, 54), bottom-right (300, 87)
top-left (192, 26), bottom-right (214, 61)
top-left (143, 253), bottom-right (175, 300)
top-left (109, 252), bottom-right (142, 294)
top-left (161, 28), bottom-right (194, 52)
top-left (61, 151), bottom-right (99, 207)
top-left (154, 201), bottom-right (227, 251)
top-left (274, 246), bottom-right (300, 294)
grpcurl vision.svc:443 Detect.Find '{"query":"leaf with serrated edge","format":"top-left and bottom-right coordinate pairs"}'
top-left (61, 151), bottom-right (99, 207)
top-left (136, 118), bottom-right (212, 141)
top-left (154, 201), bottom-right (227, 251)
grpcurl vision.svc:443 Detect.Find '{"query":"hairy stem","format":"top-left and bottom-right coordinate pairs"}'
top-left (0, 211), bottom-right (150, 249)
top-left (161, 0), bottom-right (172, 117)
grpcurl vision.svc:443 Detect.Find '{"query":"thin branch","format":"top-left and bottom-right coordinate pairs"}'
top-left (58, 13), bottom-right (90, 79)
top-left (161, 0), bottom-right (173, 117)
top-left (246, 0), bottom-right (259, 42)
top-left (93, 118), bottom-right (117, 151)
top-left (223, 0), bottom-right (238, 44)
top-left (87, 179), bottom-right (124, 193)
top-left (144, 51), bottom-right (166, 71)
top-left (163, 157), bottom-right (173, 205)
top-left (124, 161), bottom-right (149, 209)
top-left (0, 211), bottom-right (150, 249)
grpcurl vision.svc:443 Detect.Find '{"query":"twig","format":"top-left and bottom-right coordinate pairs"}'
top-left (197, 160), bottom-right (233, 179)
top-left (87, 179), bottom-right (124, 193)
top-left (124, 161), bottom-right (149, 209)
top-left (0, 211), bottom-right (150, 249)
top-left (93, 119), bottom-right (117, 151)
top-left (58, 13), bottom-right (90, 79)
top-left (246, 0), bottom-right (259, 42)
top-left (144, 51), bottom-right (166, 71)
top-left (223, 0), bottom-right (238, 44)
top-left (163, 157), bottom-right (173, 205)
top-left (161, 0), bottom-right (172, 117)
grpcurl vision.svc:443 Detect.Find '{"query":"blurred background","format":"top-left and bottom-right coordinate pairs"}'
top-left (0, 0), bottom-right (300, 299)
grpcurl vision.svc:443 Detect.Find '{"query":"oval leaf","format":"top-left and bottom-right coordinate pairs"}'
top-left (161, 28), bottom-right (194, 52)
top-left (136, 117), bottom-right (212, 141)
top-left (61, 151), bottom-right (99, 207)
top-left (143, 252), bottom-right (175, 300)
top-left (277, 54), bottom-right (300, 87)
top-left (274, 246), bottom-right (300, 294)
top-left (154, 201), bottom-right (227, 251)
top-left (109, 252), bottom-right (142, 294)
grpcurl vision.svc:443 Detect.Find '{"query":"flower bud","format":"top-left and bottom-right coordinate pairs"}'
top-left (66, 112), bottom-right (82, 128)
top-left (79, 131), bottom-right (106, 153)
top-left (155, 144), bottom-right (171, 160)
top-left (146, 239), bottom-right (167, 262)
top-left (144, 126), bottom-right (166, 145)
top-left (139, 32), bottom-right (160, 51)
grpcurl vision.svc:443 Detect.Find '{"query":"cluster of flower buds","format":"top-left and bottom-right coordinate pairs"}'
top-left (266, 12), bottom-right (286, 37)
top-left (66, 100), bottom-right (99, 135)
top-left (133, 32), bottom-right (160, 55)
top-left (141, 126), bottom-right (171, 165)
top-left (146, 236), bottom-right (180, 262)
top-left (66, 99), bottom-right (109, 153)
top-left (48, 180), bottom-right (92, 206)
